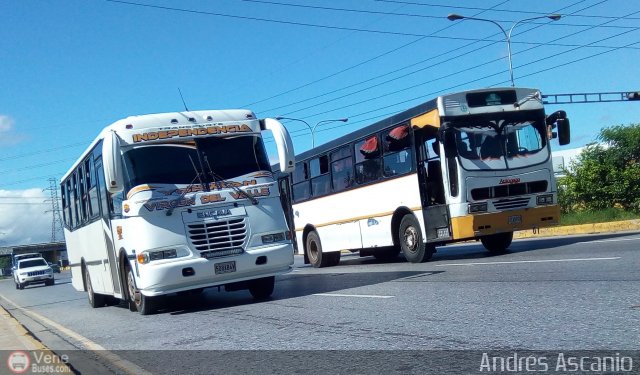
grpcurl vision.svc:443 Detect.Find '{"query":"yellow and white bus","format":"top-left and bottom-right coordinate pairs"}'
top-left (288, 87), bottom-right (570, 267)
top-left (61, 110), bottom-right (295, 314)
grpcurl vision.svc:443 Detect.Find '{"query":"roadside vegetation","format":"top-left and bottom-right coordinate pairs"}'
top-left (558, 123), bottom-right (640, 225)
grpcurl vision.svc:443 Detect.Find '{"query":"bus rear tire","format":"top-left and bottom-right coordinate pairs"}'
top-left (481, 232), bottom-right (513, 253)
top-left (306, 230), bottom-right (336, 268)
top-left (399, 215), bottom-right (433, 263)
top-left (85, 267), bottom-right (106, 308)
top-left (249, 276), bottom-right (275, 300)
top-left (126, 266), bottom-right (156, 315)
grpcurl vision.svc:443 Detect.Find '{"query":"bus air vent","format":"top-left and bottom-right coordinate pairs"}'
top-left (492, 197), bottom-right (531, 210)
top-left (187, 218), bottom-right (247, 253)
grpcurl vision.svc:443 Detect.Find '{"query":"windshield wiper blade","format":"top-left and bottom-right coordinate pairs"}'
top-left (203, 154), bottom-right (259, 205)
top-left (166, 155), bottom-right (206, 216)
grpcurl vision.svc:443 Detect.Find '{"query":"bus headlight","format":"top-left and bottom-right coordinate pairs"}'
top-left (468, 202), bottom-right (488, 214)
top-left (261, 232), bottom-right (289, 244)
top-left (137, 248), bottom-right (184, 264)
top-left (536, 194), bottom-right (554, 205)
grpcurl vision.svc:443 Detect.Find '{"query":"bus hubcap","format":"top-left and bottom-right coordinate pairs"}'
top-left (404, 227), bottom-right (417, 251)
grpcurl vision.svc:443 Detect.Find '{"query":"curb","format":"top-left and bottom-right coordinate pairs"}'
top-left (0, 304), bottom-right (73, 373)
top-left (515, 219), bottom-right (640, 239)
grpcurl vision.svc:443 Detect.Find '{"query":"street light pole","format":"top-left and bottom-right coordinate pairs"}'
top-left (276, 117), bottom-right (348, 148)
top-left (447, 13), bottom-right (561, 87)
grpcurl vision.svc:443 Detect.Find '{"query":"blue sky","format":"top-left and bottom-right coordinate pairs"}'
top-left (1, 0), bottom-right (639, 245)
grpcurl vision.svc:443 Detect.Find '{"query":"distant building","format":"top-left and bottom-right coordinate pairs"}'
top-left (0, 241), bottom-right (67, 275)
top-left (551, 146), bottom-right (586, 177)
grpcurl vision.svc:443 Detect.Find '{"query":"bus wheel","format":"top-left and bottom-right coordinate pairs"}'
top-left (126, 267), bottom-right (155, 315)
top-left (481, 232), bottom-right (513, 253)
top-left (85, 267), bottom-right (106, 308)
top-left (306, 231), bottom-right (330, 268)
top-left (249, 276), bottom-right (275, 300)
top-left (399, 215), bottom-right (432, 263)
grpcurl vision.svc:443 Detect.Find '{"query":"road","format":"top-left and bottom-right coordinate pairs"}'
top-left (1, 232), bottom-right (639, 374)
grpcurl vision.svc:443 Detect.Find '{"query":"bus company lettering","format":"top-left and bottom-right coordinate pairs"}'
top-left (499, 178), bottom-right (521, 185)
top-left (210, 179), bottom-right (258, 191)
top-left (132, 124), bottom-right (252, 143)
top-left (200, 193), bottom-right (226, 204)
top-left (143, 197), bottom-right (195, 211)
top-left (167, 180), bottom-right (258, 196)
top-left (231, 187), bottom-right (270, 200)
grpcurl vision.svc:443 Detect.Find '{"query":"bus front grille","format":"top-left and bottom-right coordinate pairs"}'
top-left (492, 197), bottom-right (531, 210)
top-left (187, 218), bottom-right (247, 253)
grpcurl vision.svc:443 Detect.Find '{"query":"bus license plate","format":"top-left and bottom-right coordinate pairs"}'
top-left (508, 215), bottom-right (522, 224)
top-left (214, 261), bottom-right (236, 275)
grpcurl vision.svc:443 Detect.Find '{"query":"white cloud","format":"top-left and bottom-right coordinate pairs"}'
top-left (0, 115), bottom-right (25, 146)
top-left (0, 189), bottom-right (56, 246)
top-left (0, 115), bottom-right (15, 133)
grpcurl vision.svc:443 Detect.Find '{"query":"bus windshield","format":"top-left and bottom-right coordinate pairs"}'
top-left (452, 118), bottom-right (548, 170)
top-left (123, 135), bottom-right (270, 187)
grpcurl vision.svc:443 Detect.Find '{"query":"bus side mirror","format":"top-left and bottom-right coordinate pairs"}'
top-left (102, 131), bottom-right (124, 194)
top-left (443, 130), bottom-right (458, 157)
top-left (557, 118), bottom-right (571, 146)
top-left (262, 118), bottom-right (296, 173)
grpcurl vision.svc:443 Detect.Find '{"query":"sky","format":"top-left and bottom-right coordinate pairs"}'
top-left (1, 0), bottom-right (639, 246)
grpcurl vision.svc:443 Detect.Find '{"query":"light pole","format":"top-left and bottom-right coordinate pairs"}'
top-left (447, 13), bottom-right (561, 86)
top-left (276, 117), bottom-right (348, 148)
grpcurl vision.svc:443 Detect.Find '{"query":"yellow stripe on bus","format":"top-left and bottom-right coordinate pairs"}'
top-left (294, 206), bottom-right (423, 231)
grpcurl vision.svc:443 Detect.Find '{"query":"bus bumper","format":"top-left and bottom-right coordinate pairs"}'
top-left (450, 204), bottom-right (561, 240)
top-left (136, 243), bottom-right (294, 296)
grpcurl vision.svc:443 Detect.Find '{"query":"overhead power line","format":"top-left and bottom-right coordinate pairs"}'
top-left (239, 0), bottom-right (638, 29)
top-left (374, 0), bottom-right (640, 20)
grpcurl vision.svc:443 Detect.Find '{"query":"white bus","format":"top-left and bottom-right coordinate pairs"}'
top-left (61, 110), bottom-right (295, 314)
top-left (288, 87), bottom-right (570, 267)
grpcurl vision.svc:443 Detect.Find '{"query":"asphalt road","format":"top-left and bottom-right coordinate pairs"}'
top-left (1, 232), bottom-right (639, 374)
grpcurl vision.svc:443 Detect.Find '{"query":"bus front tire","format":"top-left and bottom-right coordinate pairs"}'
top-left (306, 231), bottom-right (340, 268)
top-left (249, 276), bottom-right (275, 300)
top-left (399, 215), bottom-right (433, 263)
top-left (126, 267), bottom-right (155, 315)
top-left (85, 267), bottom-right (106, 308)
top-left (481, 232), bottom-right (513, 253)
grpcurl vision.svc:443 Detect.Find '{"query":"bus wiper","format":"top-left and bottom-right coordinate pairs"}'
top-left (166, 155), bottom-right (206, 216)
top-left (203, 154), bottom-right (259, 205)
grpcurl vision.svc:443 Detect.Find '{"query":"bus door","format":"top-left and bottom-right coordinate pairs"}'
top-left (95, 157), bottom-right (122, 296)
top-left (278, 175), bottom-right (297, 252)
top-left (416, 131), bottom-right (451, 242)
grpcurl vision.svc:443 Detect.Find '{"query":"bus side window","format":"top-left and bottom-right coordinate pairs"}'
top-left (310, 155), bottom-right (330, 197)
top-left (355, 135), bottom-right (382, 184)
top-left (383, 125), bottom-right (412, 177)
top-left (292, 162), bottom-right (310, 203)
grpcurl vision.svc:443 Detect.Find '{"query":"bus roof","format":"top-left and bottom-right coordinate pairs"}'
top-left (296, 98), bottom-right (437, 162)
top-left (295, 87), bottom-right (541, 162)
top-left (61, 109), bottom-right (257, 183)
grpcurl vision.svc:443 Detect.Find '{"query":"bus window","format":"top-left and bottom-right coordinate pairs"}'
top-left (331, 156), bottom-right (354, 192)
top-left (383, 125), bottom-right (413, 177)
top-left (310, 155), bottom-right (330, 197)
top-left (292, 162), bottom-right (310, 203)
top-left (355, 136), bottom-right (382, 184)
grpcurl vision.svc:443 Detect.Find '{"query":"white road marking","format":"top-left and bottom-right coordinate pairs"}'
top-left (578, 237), bottom-right (640, 244)
top-left (435, 257), bottom-right (621, 267)
top-left (0, 294), bottom-right (153, 375)
top-left (312, 293), bottom-right (394, 299)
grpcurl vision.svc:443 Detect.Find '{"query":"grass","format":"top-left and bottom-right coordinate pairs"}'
top-left (560, 208), bottom-right (640, 226)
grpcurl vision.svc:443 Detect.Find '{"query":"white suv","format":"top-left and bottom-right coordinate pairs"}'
top-left (14, 258), bottom-right (54, 289)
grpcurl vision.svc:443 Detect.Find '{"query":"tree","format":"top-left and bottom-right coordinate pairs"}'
top-left (562, 124), bottom-right (640, 212)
